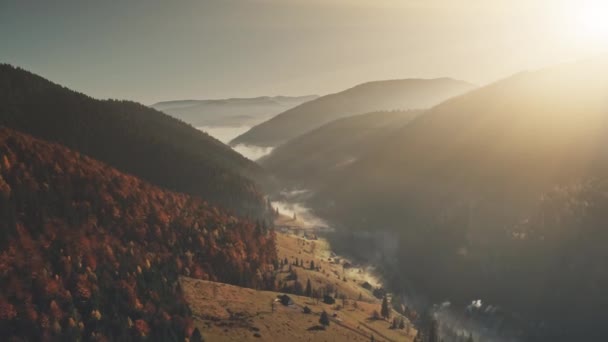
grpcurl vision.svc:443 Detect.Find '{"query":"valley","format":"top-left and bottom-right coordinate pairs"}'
top-left (3, 3), bottom-right (608, 339)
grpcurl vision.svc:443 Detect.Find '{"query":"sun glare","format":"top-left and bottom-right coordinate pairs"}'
top-left (578, 0), bottom-right (608, 42)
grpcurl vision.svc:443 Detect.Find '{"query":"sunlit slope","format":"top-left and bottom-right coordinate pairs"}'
top-left (321, 58), bottom-right (608, 224)
top-left (310, 58), bottom-right (608, 339)
top-left (232, 78), bottom-right (475, 147)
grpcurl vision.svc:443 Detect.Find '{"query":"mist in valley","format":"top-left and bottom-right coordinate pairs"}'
top-left (197, 125), bottom-right (274, 161)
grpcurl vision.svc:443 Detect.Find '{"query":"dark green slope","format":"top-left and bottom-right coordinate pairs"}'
top-left (0, 64), bottom-right (268, 217)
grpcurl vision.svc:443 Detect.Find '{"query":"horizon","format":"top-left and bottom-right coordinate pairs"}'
top-left (2, 0), bottom-right (607, 104)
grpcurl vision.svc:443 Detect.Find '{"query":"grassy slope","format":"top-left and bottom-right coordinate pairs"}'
top-left (182, 277), bottom-right (414, 342)
top-left (181, 230), bottom-right (416, 341)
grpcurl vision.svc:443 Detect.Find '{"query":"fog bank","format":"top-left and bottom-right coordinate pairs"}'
top-left (197, 125), bottom-right (273, 161)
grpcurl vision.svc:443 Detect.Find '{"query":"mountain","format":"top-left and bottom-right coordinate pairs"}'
top-left (0, 126), bottom-right (277, 340)
top-left (310, 59), bottom-right (608, 340)
top-left (260, 110), bottom-right (422, 188)
top-left (151, 95), bottom-right (318, 128)
top-left (0, 64), bottom-right (268, 217)
top-left (231, 78), bottom-right (475, 147)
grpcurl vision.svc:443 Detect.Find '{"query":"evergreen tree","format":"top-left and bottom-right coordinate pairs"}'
top-left (319, 310), bottom-right (330, 328)
top-left (191, 328), bottom-right (204, 342)
top-left (294, 280), bottom-right (303, 295)
top-left (380, 295), bottom-right (390, 319)
top-left (310, 260), bottom-right (315, 270)
top-left (305, 279), bottom-right (313, 297)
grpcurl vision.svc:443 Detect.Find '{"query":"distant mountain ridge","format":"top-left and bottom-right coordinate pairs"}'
top-left (231, 78), bottom-right (475, 147)
top-left (151, 95), bottom-right (318, 128)
top-left (0, 64), bottom-right (268, 217)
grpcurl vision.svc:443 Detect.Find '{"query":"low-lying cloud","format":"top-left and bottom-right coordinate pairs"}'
top-left (197, 125), bottom-right (274, 161)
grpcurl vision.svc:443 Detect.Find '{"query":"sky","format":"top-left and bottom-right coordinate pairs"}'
top-left (1, 0), bottom-right (607, 104)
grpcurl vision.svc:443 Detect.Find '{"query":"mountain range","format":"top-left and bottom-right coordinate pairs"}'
top-left (231, 78), bottom-right (475, 147)
top-left (306, 58), bottom-right (608, 340)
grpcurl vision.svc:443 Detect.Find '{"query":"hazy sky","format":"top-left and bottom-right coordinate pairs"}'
top-left (2, 0), bottom-right (607, 104)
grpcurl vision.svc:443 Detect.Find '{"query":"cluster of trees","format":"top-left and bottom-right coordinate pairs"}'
top-left (276, 256), bottom-right (323, 297)
top-left (0, 64), bottom-right (270, 219)
top-left (278, 257), bottom-right (317, 271)
top-left (0, 127), bottom-right (278, 340)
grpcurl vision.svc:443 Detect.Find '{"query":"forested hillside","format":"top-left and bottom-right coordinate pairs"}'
top-left (0, 64), bottom-right (268, 218)
top-left (261, 110), bottom-right (422, 187)
top-left (232, 78), bottom-right (474, 147)
top-left (0, 127), bottom-right (277, 340)
top-left (310, 59), bottom-right (608, 340)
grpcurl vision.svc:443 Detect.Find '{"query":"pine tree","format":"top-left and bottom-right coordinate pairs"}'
top-left (319, 310), bottom-right (330, 328)
top-left (310, 260), bottom-right (315, 270)
top-left (380, 295), bottom-right (390, 319)
top-left (305, 279), bottom-right (312, 297)
top-left (191, 328), bottom-right (204, 342)
top-left (294, 280), bottom-right (303, 295)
